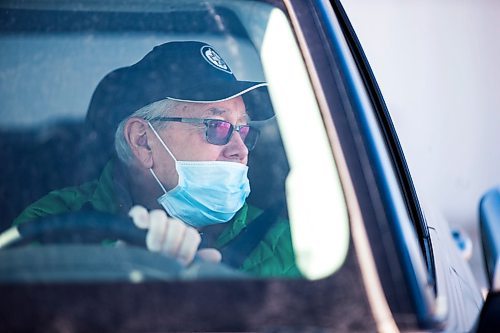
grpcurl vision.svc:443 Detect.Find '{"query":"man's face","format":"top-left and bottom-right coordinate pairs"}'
top-left (148, 96), bottom-right (249, 190)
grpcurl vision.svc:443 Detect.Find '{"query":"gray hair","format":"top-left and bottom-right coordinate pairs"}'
top-left (114, 99), bottom-right (182, 165)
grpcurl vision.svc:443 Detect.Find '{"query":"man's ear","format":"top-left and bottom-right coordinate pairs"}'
top-left (124, 118), bottom-right (153, 169)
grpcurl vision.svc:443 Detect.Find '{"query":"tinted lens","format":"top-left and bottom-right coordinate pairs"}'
top-left (242, 126), bottom-right (259, 151)
top-left (238, 126), bottom-right (250, 141)
top-left (206, 120), bottom-right (232, 145)
top-left (205, 120), bottom-right (259, 150)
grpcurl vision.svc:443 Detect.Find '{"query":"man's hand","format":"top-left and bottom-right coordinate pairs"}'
top-left (128, 205), bottom-right (222, 266)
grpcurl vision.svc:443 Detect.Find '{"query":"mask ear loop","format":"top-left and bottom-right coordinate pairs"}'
top-left (149, 168), bottom-right (167, 194)
top-left (147, 121), bottom-right (177, 195)
top-left (147, 121), bottom-right (177, 162)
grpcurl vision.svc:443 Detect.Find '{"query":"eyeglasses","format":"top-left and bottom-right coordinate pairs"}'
top-left (151, 117), bottom-right (260, 151)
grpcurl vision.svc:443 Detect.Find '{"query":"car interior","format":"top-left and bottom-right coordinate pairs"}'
top-left (0, 2), bottom-right (290, 233)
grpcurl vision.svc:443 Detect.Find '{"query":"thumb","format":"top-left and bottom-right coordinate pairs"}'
top-left (128, 205), bottom-right (150, 229)
top-left (196, 248), bottom-right (222, 263)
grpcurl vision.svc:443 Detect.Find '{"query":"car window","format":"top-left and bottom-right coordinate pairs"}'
top-left (0, 0), bottom-right (349, 281)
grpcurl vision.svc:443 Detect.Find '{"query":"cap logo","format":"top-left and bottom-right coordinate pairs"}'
top-left (201, 45), bottom-right (232, 74)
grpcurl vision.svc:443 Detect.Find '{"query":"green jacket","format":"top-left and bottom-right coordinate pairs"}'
top-left (14, 160), bottom-right (300, 278)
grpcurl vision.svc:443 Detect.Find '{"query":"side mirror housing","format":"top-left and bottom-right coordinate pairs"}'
top-left (476, 187), bottom-right (500, 332)
top-left (479, 186), bottom-right (500, 291)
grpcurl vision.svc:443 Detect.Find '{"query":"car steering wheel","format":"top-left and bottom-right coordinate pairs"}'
top-left (0, 211), bottom-right (247, 282)
top-left (3, 210), bottom-right (147, 248)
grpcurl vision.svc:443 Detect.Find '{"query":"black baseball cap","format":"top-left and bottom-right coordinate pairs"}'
top-left (86, 41), bottom-right (274, 147)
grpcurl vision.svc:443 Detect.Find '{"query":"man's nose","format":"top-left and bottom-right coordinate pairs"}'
top-left (222, 130), bottom-right (248, 162)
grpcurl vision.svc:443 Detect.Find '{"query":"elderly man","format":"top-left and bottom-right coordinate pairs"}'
top-left (13, 41), bottom-right (299, 277)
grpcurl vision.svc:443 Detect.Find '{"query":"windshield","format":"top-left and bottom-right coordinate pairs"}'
top-left (0, 0), bottom-right (349, 283)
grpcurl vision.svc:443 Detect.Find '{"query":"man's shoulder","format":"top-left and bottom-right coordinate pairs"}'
top-left (12, 180), bottom-right (100, 226)
top-left (12, 160), bottom-right (120, 226)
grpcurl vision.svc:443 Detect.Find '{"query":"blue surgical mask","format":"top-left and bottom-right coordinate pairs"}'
top-left (148, 121), bottom-right (250, 228)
